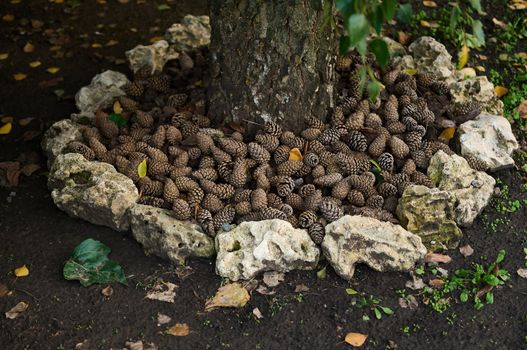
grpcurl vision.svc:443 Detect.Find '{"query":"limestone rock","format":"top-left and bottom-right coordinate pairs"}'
top-left (215, 219), bottom-right (319, 281)
top-left (322, 215), bottom-right (427, 280)
top-left (408, 36), bottom-right (454, 81)
top-left (48, 153), bottom-right (138, 231)
top-left (165, 15), bottom-right (211, 52)
top-left (129, 204), bottom-right (214, 264)
top-left (428, 151), bottom-right (495, 227)
top-left (41, 119), bottom-right (84, 167)
top-left (396, 185), bottom-right (462, 250)
top-left (383, 37), bottom-right (407, 57)
top-left (449, 76), bottom-right (504, 115)
top-left (458, 113), bottom-right (519, 171)
top-left (125, 40), bottom-right (179, 74)
top-left (75, 70), bottom-right (129, 116)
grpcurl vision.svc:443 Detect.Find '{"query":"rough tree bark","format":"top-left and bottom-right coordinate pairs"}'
top-left (208, 0), bottom-right (338, 134)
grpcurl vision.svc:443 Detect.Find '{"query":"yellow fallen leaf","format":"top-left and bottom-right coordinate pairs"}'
top-left (0, 122), bottom-right (12, 134)
top-left (1, 116), bottom-right (13, 123)
top-left (137, 159), bottom-right (147, 178)
top-left (205, 282), bottom-right (250, 311)
top-left (29, 61), bottom-right (41, 68)
top-left (5, 301), bottom-right (28, 319)
top-left (0, 53), bottom-right (8, 60)
top-left (345, 332), bottom-right (368, 347)
top-left (439, 127), bottom-right (455, 140)
top-left (23, 42), bottom-right (35, 53)
top-left (518, 52), bottom-right (527, 59)
top-left (404, 68), bottom-right (417, 75)
top-left (420, 20), bottom-right (439, 28)
top-left (423, 1), bottom-right (437, 7)
top-left (458, 45), bottom-right (469, 69)
top-left (113, 100), bottom-right (123, 114)
top-left (46, 67), bottom-right (60, 74)
top-left (149, 36), bottom-right (164, 43)
top-left (91, 43), bottom-right (102, 48)
top-left (14, 265), bottom-right (29, 277)
top-left (165, 323), bottom-right (189, 336)
top-left (475, 65), bottom-right (486, 73)
top-left (2, 14), bottom-right (15, 22)
top-left (289, 147), bottom-right (303, 161)
top-left (494, 86), bottom-right (509, 97)
top-left (13, 73), bottom-right (27, 81)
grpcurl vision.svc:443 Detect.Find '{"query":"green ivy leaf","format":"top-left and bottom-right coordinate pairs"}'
top-left (368, 5), bottom-right (384, 34)
top-left (63, 239), bottom-right (127, 287)
top-left (108, 113), bottom-right (127, 126)
top-left (396, 3), bottom-right (413, 24)
top-left (381, 0), bottom-right (397, 21)
top-left (346, 14), bottom-right (369, 48)
top-left (368, 38), bottom-right (389, 69)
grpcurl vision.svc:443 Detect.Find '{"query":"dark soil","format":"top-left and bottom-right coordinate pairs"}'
top-left (1, 1), bottom-right (526, 350)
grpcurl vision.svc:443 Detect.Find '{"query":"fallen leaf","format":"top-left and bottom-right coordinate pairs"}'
top-left (205, 282), bottom-right (250, 311)
top-left (398, 295), bottom-right (418, 309)
top-left (157, 313), bottom-right (172, 326)
top-left (113, 100), bottom-right (123, 114)
top-left (1, 116), bottom-right (13, 123)
top-left (397, 31), bottom-right (409, 45)
top-left (145, 282), bottom-right (177, 303)
top-left (518, 268), bottom-right (527, 279)
top-left (429, 279), bottom-right (445, 289)
top-left (294, 284), bottom-right (310, 293)
top-left (439, 127), bottom-right (455, 140)
top-left (0, 283), bottom-right (9, 297)
top-left (29, 61), bottom-right (41, 68)
top-left (288, 147), bottom-right (303, 161)
top-left (517, 100), bottom-right (527, 119)
top-left (23, 42), bottom-right (35, 53)
top-left (22, 130), bottom-right (42, 141)
top-left (475, 65), bottom-right (486, 73)
top-left (424, 253), bottom-right (452, 264)
top-left (405, 68), bottom-right (417, 75)
top-left (38, 76), bottom-right (63, 88)
top-left (494, 86), bottom-right (508, 97)
top-left (91, 43), bottom-right (102, 48)
top-left (405, 275), bottom-right (425, 290)
top-left (0, 161), bottom-right (21, 186)
top-left (14, 265), bottom-right (29, 277)
top-left (105, 39), bottom-right (119, 47)
top-left (165, 323), bottom-right (189, 336)
top-left (5, 301), bottom-right (28, 319)
top-left (101, 285), bottom-right (113, 297)
top-left (255, 284), bottom-right (275, 295)
top-left (344, 332), bottom-right (368, 347)
top-left (18, 117), bottom-right (34, 126)
top-left (0, 122), bottom-right (13, 135)
top-left (0, 53), bottom-right (8, 60)
top-left (13, 73), bottom-right (27, 81)
top-left (20, 163), bottom-right (40, 177)
top-left (46, 67), bottom-right (60, 74)
top-left (149, 36), bottom-right (164, 43)
top-left (458, 45), bottom-right (469, 69)
top-left (420, 20), bottom-right (439, 28)
top-left (436, 267), bottom-right (449, 277)
top-left (252, 307), bottom-right (264, 319)
top-left (2, 14), bottom-right (15, 22)
top-left (137, 159), bottom-right (147, 178)
top-left (422, 1), bottom-right (437, 7)
top-left (262, 271), bottom-right (285, 288)
top-left (459, 244), bottom-right (474, 257)
top-left (492, 17), bottom-right (507, 28)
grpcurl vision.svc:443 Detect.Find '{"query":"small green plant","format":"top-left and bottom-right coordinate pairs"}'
top-left (444, 1), bottom-right (485, 50)
top-left (350, 293), bottom-right (394, 320)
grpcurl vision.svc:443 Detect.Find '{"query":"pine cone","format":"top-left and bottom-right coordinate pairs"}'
top-left (411, 149), bottom-right (429, 169)
top-left (299, 210), bottom-right (318, 228)
top-left (87, 137), bottom-right (108, 159)
top-left (170, 166), bottom-right (192, 179)
top-left (301, 128), bottom-right (322, 141)
top-left (299, 184), bottom-right (316, 198)
top-left (347, 189), bottom-right (365, 206)
top-left (303, 190), bottom-right (322, 211)
top-left (464, 155), bottom-right (488, 172)
top-left (318, 128), bottom-right (341, 145)
top-left (345, 130), bottom-right (368, 152)
top-left (364, 113), bottom-right (383, 129)
top-left (251, 188), bottom-right (268, 211)
top-left (139, 196), bottom-right (165, 208)
top-left (192, 167), bottom-right (218, 182)
top-left (319, 201), bottom-right (343, 222)
top-left (308, 223), bottom-right (325, 245)
top-left (339, 96), bottom-right (358, 115)
top-left (166, 93), bottom-right (188, 108)
top-left (401, 159), bottom-right (417, 175)
top-left (172, 199), bottom-right (191, 220)
top-left (258, 207), bottom-right (288, 221)
top-left (187, 187), bottom-right (205, 208)
top-left (366, 195), bottom-right (384, 209)
top-left (311, 164), bottom-right (326, 178)
top-left (212, 205), bottom-right (235, 231)
top-left (255, 134), bottom-right (280, 152)
top-left (147, 74), bottom-right (170, 92)
top-left (331, 106), bottom-right (346, 127)
top-left (264, 121), bottom-right (282, 137)
top-left (248, 142), bottom-right (271, 164)
top-left (344, 111), bottom-right (365, 130)
top-left (163, 178), bottom-right (179, 204)
top-left (123, 81), bottom-right (144, 98)
top-left (368, 134), bottom-right (387, 158)
top-left (147, 160), bottom-right (171, 177)
top-left (202, 193), bottom-right (224, 213)
top-left (305, 116), bottom-right (326, 130)
top-left (416, 73), bottom-right (436, 88)
top-left (235, 201), bottom-right (252, 216)
top-left (211, 146), bottom-right (233, 163)
top-left (389, 136), bottom-right (410, 159)
top-left (411, 171), bottom-right (434, 188)
top-left (276, 160), bottom-right (303, 177)
top-left (173, 176), bottom-right (199, 191)
top-left (313, 173), bottom-right (343, 187)
top-left (211, 183), bottom-right (235, 200)
top-left (303, 152), bottom-right (320, 167)
top-left (165, 126), bottom-right (182, 145)
top-left (378, 153), bottom-right (395, 172)
top-left (449, 101), bottom-right (482, 124)
top-left (228, 159), bottom-right (248, 188)
top-left (285, 193), bottom-right (304, 210)
top-left (199, 156), bottom-right (216, 169)
top-left (274, 176), bottom-right (295, 197)
top-left (218, 137), bottom-right (247, 158)
top-left (430, 81), bottom-right (449, 95)
top-left (267, 193), bottom-right (283, 208)
top-left (68, 141), bottom-right (95, 161)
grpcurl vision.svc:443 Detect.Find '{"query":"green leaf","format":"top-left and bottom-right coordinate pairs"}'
top-left (157, 4), bottom-right (171, 11)
top-left (449, 5), bottom-right (461, 32)
top-left (460, 291), bottom-right (469, 302)
top-left (108, 113), bottom-right (127, 127)
top-left (396, 3), bottom-right (413, 24)
top-left (471, 20), bottom-right (485, 47)
top-left (368, 5), bottom-right (384, 34)
top-left (339, 36), bottom-right (351, 56)
top-left (469, 0), bottom-right (483, 14)
top-left (483, 274), bottom-right (501, 286)
top-left (362, 314), bottom-right (370, 321)
top-left (317, 266), bottom-right (327, 280)
top-left (485, 291), bottom-right (494, 304)
top-left (346, 288), bottom-right (358, 295)
top-left (374, 307), bottom-right (382, 319)
top-left (381, 0), bottom-right (397, 21)
top-left (495, 249), bottom-right (506, 264)
top-left (63, 239), bottom-right (127, 287)
top-left (336, 0), bottom-right (354, 18)
top-left (137, 159), bottom-right (147, 178)
top-left (367, 80), bottom-right (381, 102)
top-left (346, 14), bottom-right (369, 48)
top-left (356, 37), bottom-right (368, 56)
top-left (368, 38), bottom-right (389, 69)
top-left (381, 306), bottom-right (394, 315)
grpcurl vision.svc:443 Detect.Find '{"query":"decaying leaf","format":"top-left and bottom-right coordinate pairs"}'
top-left (0, 161), bottom-right (21, 187)
top-left (294, 284), bottom-right (310, 293)
top-left (23, 42), bottom-right (35, 53)
top-left (255, 284), bottom-right (275, 295)
top-left (288, 148), bottom-right (303, 161)
top-left (398, 295), bottom-right (418, 309)
top-left (344, 332), bottom-right (368, 347)
top-left (252, 307), bottom-right (264, 319)
top-left (459, 244), bottom-right (474, 257)
top-left (492, 17), bottom-right (507, 28)
top-left (205, 282), bottom-right (250, 311)
top-left (424, 253), bottom-right (452, 264)
top-left (101, 285), bottom-right (113, 297)
top-left (439, 127), bottom-right (455, 140)
top-left (21, 163), bottom-right (40, 177)
top-left (29, 61), bottom-right (42, 68)
top-left (46, 67), bottom-right (60, 74)
top-left (405, 275), bottom-right (425, 290)
top-left (518, 268), bottom-right (527, 279)
top-left (113, 100), bottom-right (123, 114)
top-left (0, 122), bottom-right (12, 134)
top-left (157, 313), bottom-right (172, 326)
top-left (516, 100), bottom-right (527, 119)
top-left (262, 271), bottom-right (285, 288)
top-left (124, 340), bottom-right (158, 350)
top-left (429, 279), bottom-right (446, 289)
top-left (0, 53), bottom-right (9, 60)
top-left (14, 265), bottom-right (29, 277)
top-left (494, 86), bottom-right (508, 97)
top-left (420, 20), bottom-right (439, 28)
top-left (458, 45), bottom-right (469, 69)
top-left (422, 1), bottom-right (437, 7)
top-left (397, 31), bottom-right (409, 45)
top-left (5, 301), bottom-right (28, 319)
top-left (145, 282), bottom-right (177, 303)
top-left (165, 323), bottom-right (189, 337)
top-left (137, 159), bottom-right (147, 178)
top-left (13, 73), bottom-right (27, 81)
top-left (0, 283), bottom-right (9, 297)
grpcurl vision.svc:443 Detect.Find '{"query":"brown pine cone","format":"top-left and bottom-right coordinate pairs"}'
top-left (250, 188), bottom-right (268, 211)
top-left (430, 81), bottom-right (449, 95)
top-left (345, 111), bottom-right (365, 130)
top-left (173, 176), bottom-right (199, 191)
top-left (364, 113), bottom-right (383, 129)
top-left (179, 120), bottom-right (200, 139)
top-left (311, 164), bottom-right (326, 178)
top-left (464, 155), bottom-right (488, 172)
top-left (255, 133), bottom-right (280, 152)
top-left (416, 73), bottom-right (436, 88)
top-left (301, 128), bottom-right (322, 141)
top-left (411, 171), bottom-right (434, 188)
top-left (368, 134), bottom-right (387, 158)
top-left (192, 167), bottom-right (218, 182)
top-left (401, 159), bottom-right (417, 175)
top-left (187, 187), bottom-right (205, 208)
top-left (366, 195), bottom-right (384, 209)
top-left (274, 176), bottom-right (295, 197)
top-left (140, 178), bottom-right (164, 197)
top-left (299, 184), bottom-right (316, 198)
top-left (331, 106), bottom-right (346, 127)
top-left (235, 201), bottom-right (252, 216)
top-left (118, 96), bottom-right (139, 113)
top-left (248, 142), bottom-right (271, 164)
top-left (276, 160), bottom-right (303, 177)
top-left (166, 93), bottom-right (188, 108)
top-left (211, 146), bottom-right (233, 163)
top-left (345, 130), bottom-right (368, 152)
top-left (305, 116), bottom-right (326, 130)
top-left (273, 145), bottom-right (290, 165)
top-left (139, 196), bottom-right (165, 208)
top-left (228, 159), bottom-right (247, 188)
top-left (383, 196), bottom-right (399, 213)
top-left (347, 189), bottom-right (365, 206)
top-left (303, 190), bottom-right (322, 211)
top-left (285, 193), bottom-right (304, 210)
top-left (331, 141), bottom-right (353, 155)
top-left (331, 178), bottom-right (351, 200)
top-left (318, 128), bottom-right (341, 146)
top-left (389, 136), bottom-right (410, 159)
top-left (411, 149), bottom-right (429, 169)
top-left (82, 126), bottom-right (102, 142)
top-left (313, 173), bottom-right (343, 187)
top-left (299, 210), bottom-right (318, 228)
top-left (356, 99), bottom-right (370, 115)
top-left (147, 160), bottom-right (171, 177)
top-left (303, 152), bottom-right (320, 167)
top-left (211, 183), bottom-right (235, 200)
top-left (339, 96), bottom-right (358, 115)
top-left (212, 205), bottom-right (236, 231)
top-left (172, 199), bottom-right (191, 220)
top-left (319, 201), bottom-right (343, 222)
top-left (257, 207), bottom-right (288, 221)
top-left (202, 193), bottom-right (225, 213)
top-left (169, 166), bottom-right (192, 179)
top-left (378, 153), bottom-right (394, 172)
top-left (123, 81), bottom-right (144, 98)
top-left (68, 141), bottom-right (95, 161)
top-left (163, 178), bottom-right (179, 204)
top-left (267, 193), bottom-right (283, 208)
top-left (135, 111), bottom-right (154, 128)
top-left (264, 121), bottom-right (282, 137)
top-left (147, 74), bottom-right (170, 92)
top-left (308, 222), bottom-right (325, 245)
top-left (377, 181), bottom-right (397, 198)
top-left (197, 208), bottom-right (213, 228)
top-left (449, 101), bottom-right (481, 124)
top-left (349, 173), bottom-right (375, 191)
top-left (218, 137), bottom-right (247, 158)
top-left (217, 161), bottom-right (233, 181)
top-left (87, 137), bottom-right (107, 160)
top-left (199, 156), bottom-right (216, 169)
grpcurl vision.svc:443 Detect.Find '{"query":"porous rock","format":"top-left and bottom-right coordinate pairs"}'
top-left (48, 153), bottom-right (138, 231)
top-left (125, 40), bottom-right (179, 74)
top-left (408, 36), bottom-right (454, 81)
top-left (75, 70), bottom-right (130, 116)
top-left (458, 113), bottom-right (519, 171)
top-left (383, 36), bottom-right (407, 57)
top-left (396, 185), bottom-right (462, 250)
top-left (165, 15), bottom-right (211, 52)
top-left (428, 151), bottom-right (495, 227)
top-left (41, 119), bottom-right (84, 167)
top-left (321, 215), bottom-right (426, 280)
top-left (215, 219), bottom-right (319, 281)
top-left (449, 76), bottom-right (504, 115)
top-left (129, 204), bottom-right (214, 264)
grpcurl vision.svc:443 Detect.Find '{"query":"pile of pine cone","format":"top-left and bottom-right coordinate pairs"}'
top-left (68, 50), bottom-right (487, 245)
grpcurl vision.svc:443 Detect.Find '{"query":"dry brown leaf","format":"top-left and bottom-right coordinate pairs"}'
top-left (429, 279), bottom-right (445, 289)
top-left (289, 147), bottom-right (303, 161)
top-left (165, 323), bottom-right (189, 337)
top-left (256, 284), bottom-right (275, 295)
top-left (205, 282), bottom-right (250, 311)
top-left (13, 73), bottom-right (27, 81)
top-left (397, 31), bottom-right (409, 45)
top-left (262, 271), bottom-right (285, 288)
top-left (23, 42), bottom-right (35, 53)
top-left (157, 313), bottom-right (172, 326)
top-left (2, 14), bottom-right (15, 22)
top-left (494, 86), bottom-right (509, 97)
top-left (398, 295), bottom-right (418, 309)
top-left (423, 1), bottom-right (437, 7)
top-left (424, 252), bottom-right (452, 264)
top-left (5, 301), bottom-right (28, 319)
top-left (492, 18), bottom-right (507, 28)
top-left (0, 283), bottom-right (9, 297)
top-left (459, 244), bottom-right (474, 257)
top-left (439, 127), bottom-right (455, 140)
top-left (101, 285), bottom-right (113, 297)
top-left (20, 163), bottom-right (40, 177)
top-left (405, 275), bottom-right (425, 290)
top-left (294, 284), bottom-right (310, 293)
top-left (18, 117), bottom-right (34, 126)
top-left (0, 53), bottom-right (8, 60)
top-left (0, 161), bottom-right (21, 187)
top-left (1, 116), bottom-right (13, 123)
top-left (29, 61), bottom-right (41, 68)
top-left (252, 307), bottom-right (264, 319)
top-left (145, 282), bottom-right (177, 303)
top-left (344, 332), bottom-right (368, 347)
top-left (518, 268), bottom-right (527, 279)
top-left (517, 100), bottom-right (527, 119)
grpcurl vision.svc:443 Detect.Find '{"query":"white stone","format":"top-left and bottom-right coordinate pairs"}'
top-left (165, 15), bottom-right (211, 51)
top-left (457, 67), bottom-right (477, 80)
top-left (459, 113), bottom-right (519, 170)
top-left (48, 153), bottom-right (138, 231)
top-left (408, 36), bottom-right (454, 80)
top-left (125, 40), bottom-right (179, 74)
top-left (75, 70), bottom-right (129, 116)
top-left (128, 204), bottom-right (214, 264)
top-left (428, 151), bottom-right (495, 226)
top-left (41, 119), bottom-right (84, 167)
top-left (322, 215), bottom-right (427, 280)
top-left (449, 76), bottom-right (504, 115)
top-left (383, 36), bottom-right (407, 57)
top-left (215, 219), bottom-right (319, 281)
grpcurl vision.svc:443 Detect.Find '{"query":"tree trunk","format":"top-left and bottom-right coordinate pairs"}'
top-left (208, 0), bottom-right (337, 134)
